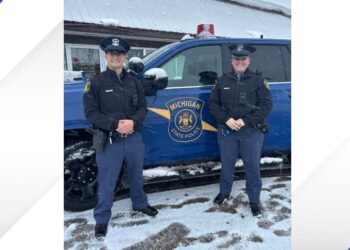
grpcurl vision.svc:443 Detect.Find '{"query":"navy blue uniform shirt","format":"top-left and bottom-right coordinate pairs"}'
top-left (209, 69), bottom-right (272, 128)
top-left (83, 67), bottom-right (147, 132)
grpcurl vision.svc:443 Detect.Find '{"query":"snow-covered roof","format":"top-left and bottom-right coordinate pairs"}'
top-left (64, 0), bottom-right (291, 39)
top-left (228, 0), bottom-right (290, 16)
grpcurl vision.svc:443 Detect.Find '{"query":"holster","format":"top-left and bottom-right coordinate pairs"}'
top-left (253, 122), bottom-right (269, 133)
top-left (261, 123), bottom-right (269, 133)
top-left (93, 128), bottom-right (107, 154)
top-left (219, 125), bottom-right (233, 136)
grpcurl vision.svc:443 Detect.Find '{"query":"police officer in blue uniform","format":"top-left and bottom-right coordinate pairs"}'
top-left (209, 44), bottom-right (272, 216)
top-left (83, 37), bottom-right (158, 239)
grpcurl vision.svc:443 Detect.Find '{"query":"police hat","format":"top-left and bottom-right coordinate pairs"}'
top-left (100, 37), bottom-right (130, 53)
top-left (229, 44), bottom-right (256, 58)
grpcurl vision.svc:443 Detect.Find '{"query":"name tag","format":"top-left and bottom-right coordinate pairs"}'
top-left (105, 89), bottom-right (114, 93)
top-left (223, 87), bottom-right (230, 90)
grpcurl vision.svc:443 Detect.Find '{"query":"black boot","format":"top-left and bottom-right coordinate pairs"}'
top-left (95, 224), bottom-right (108, 240)
top-left (213, 193), bottom-right (229, 205)
top-left (136, 205), bottom-right (158, 217)
top-left (250, 203), bottom-right (262, 216)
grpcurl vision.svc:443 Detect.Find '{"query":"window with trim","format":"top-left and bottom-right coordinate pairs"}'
top-left (65, 44), bottom-right (105, 79)
top-left (64, 44), bottom-right (157, 79)
top-left (145, 48), bottom-right (157, 56)
top-left (125, 48), bottom-right (157, 68)
top-left (64, 48), bottom-right (68, 70)
top-left (128, 48), bottom-right (144, 59)
top-left (161, 45), bottom-right (222, 87)
top-left (128, 47), bottom-right (157, 59)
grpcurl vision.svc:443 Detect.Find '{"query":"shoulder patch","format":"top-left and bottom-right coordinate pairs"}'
top-left (263, 79), bottom-right (270, 89)
top-left (83, 81), bottom-right (91, 93)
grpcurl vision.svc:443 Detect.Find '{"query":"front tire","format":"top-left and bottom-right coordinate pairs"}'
top-left (64, 139), bottom-right (129, 211)
top-left (64, 140), bottom-right (98, 211)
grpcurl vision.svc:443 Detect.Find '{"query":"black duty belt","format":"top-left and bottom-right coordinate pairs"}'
top-left (108, 131), bottom-right (129, 144)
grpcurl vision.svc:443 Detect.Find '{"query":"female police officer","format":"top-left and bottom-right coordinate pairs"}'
top-left (83, 37), bottom-right (158, 239)
top-left (209, 44), bottom-right (272, 216)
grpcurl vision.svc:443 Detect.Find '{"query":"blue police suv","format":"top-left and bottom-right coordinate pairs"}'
top-left (64, 32), bottom-right (291, 211)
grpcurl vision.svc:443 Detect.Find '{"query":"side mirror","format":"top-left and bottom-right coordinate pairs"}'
top-left (128, 57), bottom-right (144, 75)
top-left (143, 68), bottom-right (168, 96)
top-left (199, 71), bottom-right (218, 85)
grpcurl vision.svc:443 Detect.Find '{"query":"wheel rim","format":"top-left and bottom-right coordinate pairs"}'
top-left (64, 146), bottom-right (98, 203)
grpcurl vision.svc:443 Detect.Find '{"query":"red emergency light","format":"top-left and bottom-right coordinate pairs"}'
top-left (196, 24), bottom-right (215, 38)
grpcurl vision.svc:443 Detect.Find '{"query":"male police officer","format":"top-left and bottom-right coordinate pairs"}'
top-left (209, 44), bottom-right (272, 216)
top-left (83, 37), bottom-right (158, 239)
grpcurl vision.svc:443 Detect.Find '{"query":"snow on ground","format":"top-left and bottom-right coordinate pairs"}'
top-left (143, 157), bottom-right (283, 179)
top-left (64, 176), bottom-right (291, 249)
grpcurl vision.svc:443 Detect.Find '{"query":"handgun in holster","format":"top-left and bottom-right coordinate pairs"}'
top-left (219, 125), bottom-right (233, 136)
top-left (256, 122), bottom-right (269, 133)
top-left (92, 128), bottom-right (107, 154)
top-left (261, 123), bottom-right (269, 133)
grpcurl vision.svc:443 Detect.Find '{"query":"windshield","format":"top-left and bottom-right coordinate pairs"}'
top-left (142, 42), bottom-right (179, 65)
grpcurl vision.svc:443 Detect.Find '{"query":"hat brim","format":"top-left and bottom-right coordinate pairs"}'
top-left (104, 45), bottom-right (127, 53)
top-left (231, 53), bottom-right (249, 58)
top-left (231, 49), bottom-right (251, 57)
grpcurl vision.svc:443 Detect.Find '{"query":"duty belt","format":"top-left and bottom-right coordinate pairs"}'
top-left (108, 131), bottom-right (129, 144)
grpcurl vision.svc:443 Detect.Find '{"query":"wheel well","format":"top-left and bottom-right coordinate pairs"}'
top-left (64, 129), bottom-right (92, 147)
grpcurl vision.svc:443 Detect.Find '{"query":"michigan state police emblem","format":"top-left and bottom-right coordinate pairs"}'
top-left (166, 97), bottom-right (204, 143)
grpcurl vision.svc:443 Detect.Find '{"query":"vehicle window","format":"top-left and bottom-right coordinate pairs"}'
top-left (280, 45), bottom-right (291, 81)
top-left (162, 55), bottom-right (185, 81)
top-left (249, 45), bottom-right (288, 82)
top-left (143, 42), bottom-right (179, 65)
top-left (161, 45), bottom-right (223, 87)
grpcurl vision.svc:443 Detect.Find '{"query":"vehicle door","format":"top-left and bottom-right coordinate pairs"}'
top-left (143, 44), bottom-right (224, 166)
